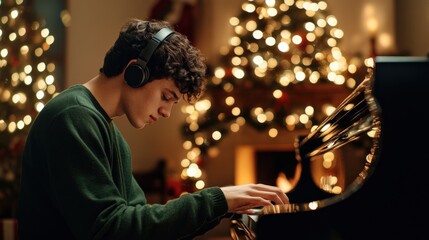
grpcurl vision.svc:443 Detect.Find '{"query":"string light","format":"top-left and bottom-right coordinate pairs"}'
top-left (0, 0), bottom-right (62, 214)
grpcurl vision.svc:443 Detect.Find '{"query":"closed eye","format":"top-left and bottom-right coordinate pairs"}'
top-left (163, 89), bottom-right (180, 103)
top-left (162, 94), bottom-right (170, 101)
top-left (162, 94), bottom-right (179, 104)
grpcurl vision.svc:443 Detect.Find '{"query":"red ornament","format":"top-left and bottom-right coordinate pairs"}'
top-left (196, 156), bottom-right (204, 167)
top-left (295, 29), bottom-right (309, 51)
top-left (274, 90), bottom-right (291, 112)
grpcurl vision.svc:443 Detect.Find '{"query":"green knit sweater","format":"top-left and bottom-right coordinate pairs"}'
top-left (18, 85), bottom-right (228, 239)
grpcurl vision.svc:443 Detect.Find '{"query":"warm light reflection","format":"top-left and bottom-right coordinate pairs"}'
top-left (308, 201), bottom-right (319, 210)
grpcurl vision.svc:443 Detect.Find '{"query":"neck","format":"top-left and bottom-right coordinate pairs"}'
top-left (83, 74), bottom-right (124, 119)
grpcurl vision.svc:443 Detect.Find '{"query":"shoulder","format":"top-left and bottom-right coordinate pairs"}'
top-left (43, 85), bottom-right (105, 117)
top-left (33, 85), bottom-right (110, 133)
top-left (45, 85), bottom-right (94, 110)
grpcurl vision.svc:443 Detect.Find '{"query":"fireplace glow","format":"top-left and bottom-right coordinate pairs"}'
top-left (276, 172), bottom-right (293, 193)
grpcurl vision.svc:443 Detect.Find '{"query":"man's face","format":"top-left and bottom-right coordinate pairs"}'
top-left (123, 78), bottom-right (182, 129)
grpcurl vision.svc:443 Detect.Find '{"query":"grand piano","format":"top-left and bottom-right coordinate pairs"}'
top-left (230, 56), bottom-right (429, 240)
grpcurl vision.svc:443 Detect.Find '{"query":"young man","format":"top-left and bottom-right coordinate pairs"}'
top-left (18, 19), bottom-right (289, 239)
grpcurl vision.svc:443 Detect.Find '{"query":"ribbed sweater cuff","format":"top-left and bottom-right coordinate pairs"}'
top-left (203, 187), bottom-right (228, 217)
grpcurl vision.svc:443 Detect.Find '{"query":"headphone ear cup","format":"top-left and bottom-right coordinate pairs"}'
top-left (123, 28), bottom-right (174, 88)
top-left (124, 62), bottom-right (150, 88)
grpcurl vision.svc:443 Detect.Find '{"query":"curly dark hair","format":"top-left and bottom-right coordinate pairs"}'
top-left (101, 18), bottom-right (207, 103)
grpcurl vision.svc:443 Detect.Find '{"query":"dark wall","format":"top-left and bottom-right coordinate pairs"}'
top-left (395, 0), bottom-right (429, 56)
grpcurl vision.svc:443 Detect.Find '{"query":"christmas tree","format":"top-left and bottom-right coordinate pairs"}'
top-left (0, 0), bottom-right (59, 217)
top-left (179, 0), bottom-right (366, 190)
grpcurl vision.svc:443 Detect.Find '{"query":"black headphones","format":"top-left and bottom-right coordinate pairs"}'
top-left (124, 27), bottom-right (174, 88)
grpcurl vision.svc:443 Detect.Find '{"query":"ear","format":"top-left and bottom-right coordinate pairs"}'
top-left (123, 59), bottom-right (137, 73)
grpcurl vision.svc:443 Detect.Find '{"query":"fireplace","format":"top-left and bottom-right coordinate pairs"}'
top-left (235, 143), bottom-right (363, 194)
top-left (235, 144), bottom-right (300, 193)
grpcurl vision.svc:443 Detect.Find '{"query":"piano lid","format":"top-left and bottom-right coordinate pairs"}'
top-left (260, 66), bottom-right (382, 214)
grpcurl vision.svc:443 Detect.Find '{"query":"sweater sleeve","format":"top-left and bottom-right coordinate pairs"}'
top-left (44, 106), bottom-right (228, 239)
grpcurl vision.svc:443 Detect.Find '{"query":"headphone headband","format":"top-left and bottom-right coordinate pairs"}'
top-left (138, 28), bottom-right (174, 65)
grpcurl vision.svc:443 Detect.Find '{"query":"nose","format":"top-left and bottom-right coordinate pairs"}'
top-left (159, 103), bottom-right (173, 118)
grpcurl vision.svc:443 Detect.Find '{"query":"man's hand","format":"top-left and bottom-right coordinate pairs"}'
top-left (220, 184), bottom-right (289, 214)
